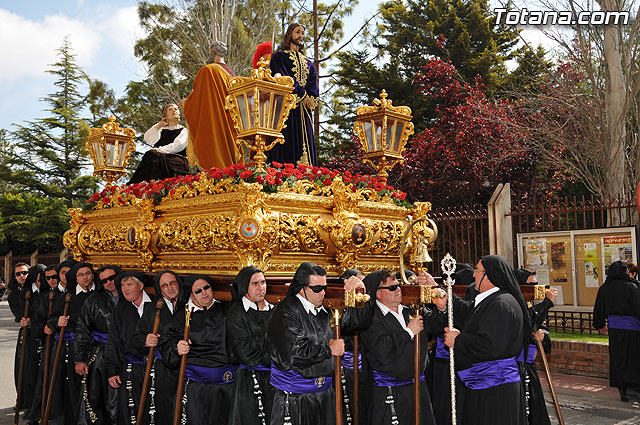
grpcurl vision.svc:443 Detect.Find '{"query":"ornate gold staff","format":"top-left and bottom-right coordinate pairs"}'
top-left (14, 290), bottom-right (31, 425)
top-left (173, 305), bottom-right (193, 425)
top-left (41, 291), bottom-right (55, 422)
top-left (441, 253), bottom-right (457, 425)
top-left (137, 298), bottom-right (165, 425)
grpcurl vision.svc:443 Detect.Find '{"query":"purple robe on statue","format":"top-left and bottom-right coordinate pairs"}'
top-left (268, 49), bottom-right (319, 166)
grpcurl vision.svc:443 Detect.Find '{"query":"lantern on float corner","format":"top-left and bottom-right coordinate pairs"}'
top-left (225, 57), bottom-right (297, 172)
top-left (353, 90), bottom-right (414, 183)
top-left (85, 116), bottom-right (136, 188)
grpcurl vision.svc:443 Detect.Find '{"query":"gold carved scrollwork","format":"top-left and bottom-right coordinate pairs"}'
top-left (63, 208), bottom-right (85, 261)
top-left (279, 214), bottom-right (326, 253)
top-left (230, 187), bottom-right (279, 270)
top-left (369, 221), bottom-right (406, 255)
top-left (157, 215), bottom-right (233, 252)
top-left (129, 199), bottom-right (157, 271)
top-left (77, 223), bottom-right (135, 254)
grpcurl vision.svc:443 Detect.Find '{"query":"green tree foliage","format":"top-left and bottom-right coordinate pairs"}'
top-left (0, 38), bottom-right (98, 208)
top-left (0, 193), bottom-right (70, 255)
top-left (321, 0), bottom-right (522, 160)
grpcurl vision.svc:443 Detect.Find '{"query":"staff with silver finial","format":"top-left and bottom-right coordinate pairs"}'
top-left (440, 253), bottom-right (457, 425)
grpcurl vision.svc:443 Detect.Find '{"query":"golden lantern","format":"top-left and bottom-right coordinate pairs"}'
top-left (85, 116), bottom-right (136, 188)
top-left (353, 90), bottom-right (414, 182)
top-left (225, 57), bottom-right (297, 173)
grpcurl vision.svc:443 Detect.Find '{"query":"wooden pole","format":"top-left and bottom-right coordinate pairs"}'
top-left (42, 293), bottom-right (71, 425)
top-left (333, 308), bottom-right (343, 425)
top-left (173, 306), bottom-right (193, 425)
top-left (352, 334), bottom-right (359, 425)
top-left (14, 290), bottom-right (31, 425)
top-left (413, 306), bottom-right (420, 425)
top-left (136, 299), bottom-right (164, 425)
top-left (41, 291), bottom-right (55, 421)
top-left (536, 338), bottom-right (565, 425)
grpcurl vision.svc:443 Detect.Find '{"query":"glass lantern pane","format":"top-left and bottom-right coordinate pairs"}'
top-left (106, 141), bottom-right (116, 166)
top-left (247, 94), bottom-right (256, 128)
top-left (364, 121), bottom-right (374, 151)
top-left (258, 90), bottom-right (270, 128)
top-left (93, 141), bottom-right (103, 166)
top-left (237, 95), bottom-right (248, 130)
top-left (117, 141), bottom-right (127, 167)
top-left (374, 120), bottom-right (383, 150)
top-left (272, 94), bottom-right (284, 129)
top-left (386, 119), bottom-right (395, 151)
top-left (393, 122), bottom-right (405, 152)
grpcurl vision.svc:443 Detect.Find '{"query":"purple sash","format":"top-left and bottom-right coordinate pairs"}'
top-left (516, 344), bottom-right (538, 364)
top-left (270, 366), bottom-right (333, 393)
top-left (372, 370), bottom-right (425, 387)
top-left (457, 357), bottom-right (521, 390)
top-left (125, 353), bottom-right (146, 365)
top-left (436, 337), bottom-right (450, 360)
top-left (238, 363), bottom-right (271, 372)
top-left (92, 331), bottom-right (108, 344)
top-left (342, 351), bottom-right (362, 370)
top-left (153, 348), bottom-right (162, 360)
top-left (608, 315), bottom-right (640, 331)
top-left (185, 364), bottom-right (237, 384)
top-left (55, 331), bottom-right (75, 342)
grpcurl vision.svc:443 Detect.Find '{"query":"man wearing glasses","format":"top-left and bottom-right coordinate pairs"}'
top-left (161, 274), bottom-right (236, 425)
top-left (74, 265), bottom-right (121, 424)
top-left (131, 270), bottom-right (187, 425)
top-left (360, 270), bottom-right (445, 425)
top-left (267, 262), bottom-right (367, 424)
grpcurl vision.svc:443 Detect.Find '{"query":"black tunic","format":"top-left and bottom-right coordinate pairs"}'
top-left (106, 294), bottom-right (153, 425)
top-left (130, 297), bottom-right (185, 425)
top-left (161, 301), bottom-right (235, 425)
top-left (13, 285), bottom-right (42, 413)
top-left (593, 270), bottom-right (640, 390)
top-left (75, 289), bottom-right (119, 425)
top-left (226, 301), bottom-right (275, 425)
top-left (451, 291), bottom-right (526, 425)
top-left (127, 128), bottom-right (190, 184)
top-left (267, 296), bottom-right (370, 425)
top-left (360, 303), bottom-right (436, 425)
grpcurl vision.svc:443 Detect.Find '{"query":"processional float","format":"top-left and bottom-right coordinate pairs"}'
top-left (60, 58), bottom-right (553, 425)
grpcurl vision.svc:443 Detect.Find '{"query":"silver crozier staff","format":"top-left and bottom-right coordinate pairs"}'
top-left (441, 253), bottom-right (457, 425)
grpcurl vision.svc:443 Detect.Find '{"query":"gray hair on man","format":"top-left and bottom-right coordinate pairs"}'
top-left (209, 40), bottom-right (228, 58)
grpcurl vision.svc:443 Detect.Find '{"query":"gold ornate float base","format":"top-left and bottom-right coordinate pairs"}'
top-left (64, 177), bottom-right (436, 276)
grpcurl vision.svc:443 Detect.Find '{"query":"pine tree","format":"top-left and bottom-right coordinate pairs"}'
top-left (0, 37), bottom-right (98, 207)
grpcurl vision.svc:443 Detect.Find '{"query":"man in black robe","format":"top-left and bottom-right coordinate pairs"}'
top-left (74, 265), bottom-right (121, 425)
top-left (267, 262), bottom-right (367, 425)
top-left (47, 262), bottom-right (98, 424)
top-left (26, 265), bottom-right (60, 424)
top-left (8, 262), bottom-right (29, 412)
top-left (360, 270), bottom-right (441, 425)
top-left (515, 268), bottom-right (558, 425)
top-left (593, 260), bottom-right (640, 401)
top-left (443, 255), bottom-right (529, 425)
top-left (161, 275), bottom-right (236, 425)
top-left (227, 265), bottom-right (275, 425)
top-left (106, 271), bottom-right (153, 425)
top-left (13, 264), bottom-right (45, 421)
top-left (130, 270), bottom-right (187, 425)
top-left (268, 23), bottom-right (319, 166)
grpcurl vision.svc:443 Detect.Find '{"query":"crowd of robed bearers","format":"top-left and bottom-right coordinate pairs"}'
top-left (8, 254), bottom-right (566, 425)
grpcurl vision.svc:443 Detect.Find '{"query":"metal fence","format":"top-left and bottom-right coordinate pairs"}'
top-left (544, 310), bottom-right (603, 335)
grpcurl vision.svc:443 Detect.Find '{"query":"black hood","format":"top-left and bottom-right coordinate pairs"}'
top-left (95, 265), bottom-right (122, 292)
top-left (604, 261), bottom-right (636, 286)
top-left (65, 262), bottom-right (95, 293)
top-left (515, 268), bottom-right (535, 286)
top-left (183, 274), bottom-right (213, 298)
top-left (40, 264), bottom-right (60, 294)
top-left (340, 269), bottom-right (362, 283)
top-left (115, 270), bottom-right (146, 293)
top-left (481, 255), bottom-right (531, 358)
top-left (8, 263), bottom-right (29, 292)
top-left (286, 262), bottom-right (326, 297)
top-left (25, 264), bottom-right (46, 290)
top-left (153, 270), bottom-right (187, 306)
top-left (453, 263), bottom-right (475, 285)
top-left (364, 270), bottom-right (394, 298)
top-left (232, 266), bottom-right (262, 302)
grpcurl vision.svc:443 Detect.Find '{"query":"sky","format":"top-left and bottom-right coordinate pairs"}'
top-left (0, 0), bottom-right (556, 132)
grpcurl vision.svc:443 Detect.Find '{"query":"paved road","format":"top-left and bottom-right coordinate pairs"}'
top-left (0, 302), bottom-right (639, 424)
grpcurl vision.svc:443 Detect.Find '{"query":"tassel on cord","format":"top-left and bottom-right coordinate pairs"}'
top-left (250, 370), bottom-right (267, 425)
top-left (341, 369), bottom-right (352, 424)
top-left (385, 386), bottom-right (399, 425)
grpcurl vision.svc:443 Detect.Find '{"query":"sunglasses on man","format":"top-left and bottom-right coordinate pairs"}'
top-left (46, 275), bottom-right (59, 281)
top-left (193, 284), bottom-right (211, 295)
top-left (306, 284), bottom-right (328, 293)
top-left (15, 271), bottom-right (28, 277)
top-left (99, 275), bottom-right (116, 285)
top-left (378, 284), bottom-right (401, 292)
